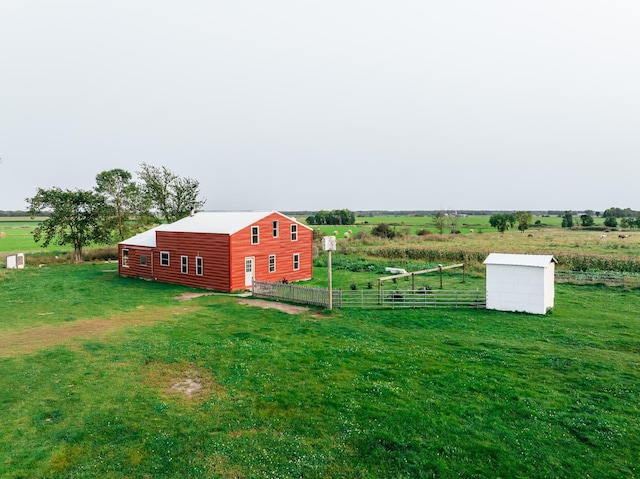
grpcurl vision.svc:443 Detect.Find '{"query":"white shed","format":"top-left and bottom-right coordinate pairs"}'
top-left (483, 253), bottom-right (557, 315)
top-left (6, 253), bottom-right (25, 269)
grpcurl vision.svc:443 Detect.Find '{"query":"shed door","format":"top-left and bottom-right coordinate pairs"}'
top-left (244, 257), bottom-right (255, 288)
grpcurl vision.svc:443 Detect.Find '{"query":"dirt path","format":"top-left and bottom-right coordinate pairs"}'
top-left (0, 295), bottom-right (311, 358)
top-left (236, 298), bottom-right (310, 314)
top-left (0, 305), bottom-right (196, 358)
top-left (173, 291), bottom-right (311, 315)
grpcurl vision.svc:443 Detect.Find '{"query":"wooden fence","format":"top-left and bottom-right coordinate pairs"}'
top-left (252, 281), bottom-right (486, 310)
top-left (252, 281), bottom-right (334, 307)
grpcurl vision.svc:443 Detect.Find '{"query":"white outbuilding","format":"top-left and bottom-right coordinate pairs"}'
top-left (6, 253), bottom-right (25, 269)
top-left (483, 253), bottom-right (557, 315)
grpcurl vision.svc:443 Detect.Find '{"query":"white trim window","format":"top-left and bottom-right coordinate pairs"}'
top-left (196, 256), bottom-right (203, 276)
top-left (181, 255), bottom-right (188, 274)
top-left (122, 249), bottom-right (129, 267)
top-left (290, 224), bottom-right (298, 241)
top-left (160, 251), bottom-right (170, 266)
top-left (269, 254), bottom-right (276, 273)
top-left (251, 226), bottom-right (259, 245)
top-left (293, 253), bottom-right (300, 271)
top-left (272, 220), bottom-right (279, 238)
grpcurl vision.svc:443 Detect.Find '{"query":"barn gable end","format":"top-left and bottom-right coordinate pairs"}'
top-left (483, 253), bottom-right (557, 315)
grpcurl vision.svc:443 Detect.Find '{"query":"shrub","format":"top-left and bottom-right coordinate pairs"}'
top-left (353, 230), bottom-right (370, 240)
top-left (371, 223), bottom-right (396, 239)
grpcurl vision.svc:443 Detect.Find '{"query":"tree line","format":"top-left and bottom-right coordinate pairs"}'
top-left (26, 164), bottom-right (205, 263)
top-left (305, 209), bottom-right (356, 226)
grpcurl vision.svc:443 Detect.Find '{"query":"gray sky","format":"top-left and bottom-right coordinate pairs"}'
top-left (1, 1), bottom-right (639, 213)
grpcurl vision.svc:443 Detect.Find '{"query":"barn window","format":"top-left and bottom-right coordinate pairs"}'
top-left (269, 255), bottom-right (276, 273)
top-left (181, 256), bottom-right (188, 274)
top-left (251, 226), bottom-right (259, 244)
top-left (160, 251), bottom-right (170, 266)
top-left (293, 253), bottom-right (300, 271)
top-left (272, 220), bottom-right (279, 238)
top-left (290, 224), bottom-right (298, 241)
top-left (140, 255), bottom-right (147, 266)
top-left (196, 256), bottom-right (203, 275)
top-left (122, 249), bottom-right (129, 267)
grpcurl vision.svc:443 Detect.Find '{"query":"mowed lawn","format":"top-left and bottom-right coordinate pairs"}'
top-left (0, 264), bottom-right (639, 478)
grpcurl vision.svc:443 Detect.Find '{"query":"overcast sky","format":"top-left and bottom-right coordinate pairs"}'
top-left (1, 1), bottom-right (639, 213)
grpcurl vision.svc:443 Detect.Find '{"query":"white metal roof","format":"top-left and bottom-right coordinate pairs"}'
top-left (159, 211), bottom-right (277, 234)
top-left (483, 253), bottom-right (557, 267)
top-left (120, 211), bottom-right (309, 246)
top-left (119, 227), bottom-right (160, 247)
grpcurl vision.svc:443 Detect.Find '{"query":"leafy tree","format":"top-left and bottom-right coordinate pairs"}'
top-left (580, 214), bottom-right (594, 227)
top-left (516, 211), bottom-right (533, 232)
top-left (431, 211), bottom-right (447, 235)
top-left (95, 168), bottom-right (141, 241)
top-left (604, 216), bottom-right (618, 228)
top-left (489, 213), bottom-right (515, 233)
top-left (561, 211), bottom-right (574, 228)
top-left (137, 163), bottom-right (206, 223)
top-left (603, 207), bottom-right (640, 218)
top-left (26, 188), bottom-right (112, 263)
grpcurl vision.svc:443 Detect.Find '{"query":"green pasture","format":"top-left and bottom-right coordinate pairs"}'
top-left (1, 263), bottom-right (639, 478)
top-left (312, 214), bottom-right (567, 237)
top-left (0, 218), bottom-right (70, 259)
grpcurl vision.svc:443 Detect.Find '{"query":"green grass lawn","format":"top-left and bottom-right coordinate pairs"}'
top-left (1, 264), bottom-right (639, 478)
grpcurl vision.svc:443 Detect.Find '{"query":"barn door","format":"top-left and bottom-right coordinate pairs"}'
top-left (244, 257), bottom-right (255, 288)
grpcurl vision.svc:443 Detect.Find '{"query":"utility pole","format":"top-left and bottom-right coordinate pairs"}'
top-left (322, 236), bottom-right (337, 310)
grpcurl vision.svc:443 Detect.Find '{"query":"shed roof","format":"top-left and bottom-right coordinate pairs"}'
top-left (483, 253), bottom-right (557, 267)
top-left (120, 227), bottom-right (160, 247)
top-left (119, 211), bottom-right (309, 247)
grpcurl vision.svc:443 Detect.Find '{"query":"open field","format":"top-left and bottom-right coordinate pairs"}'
top-left (0, 218), bottom-right (71, 262)
top-left (1, 263), bottom-right (639, 478)
top-left (3, 215), bottom-right (639, 272)
top-left (312, 214), bottom-right (567, 236)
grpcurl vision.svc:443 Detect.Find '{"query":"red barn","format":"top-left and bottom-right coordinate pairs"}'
top-left (118, 211), bottom-right (313, 292)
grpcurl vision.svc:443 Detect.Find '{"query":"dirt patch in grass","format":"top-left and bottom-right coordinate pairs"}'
top-left (173, 292), bottom-right (215, 301)
top-left (0, 305), bottom-right (197, 358)
top-left (144, 361), bottom-right (227, 402)
top-left (236, 298), bottom-right (310, 315)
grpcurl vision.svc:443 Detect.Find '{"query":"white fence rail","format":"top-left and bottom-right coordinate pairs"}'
top-left (252, 281), bottom-right (486, 309)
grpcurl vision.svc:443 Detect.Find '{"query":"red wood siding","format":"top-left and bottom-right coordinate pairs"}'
top-left (153, 231), bottom-right (231, 291)
top-left (118, 245), bottom-right (154, 279)
top-left (228, 212), bottom-right (313, 291)
top-left (119, 212), bottom-right (313, 293)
